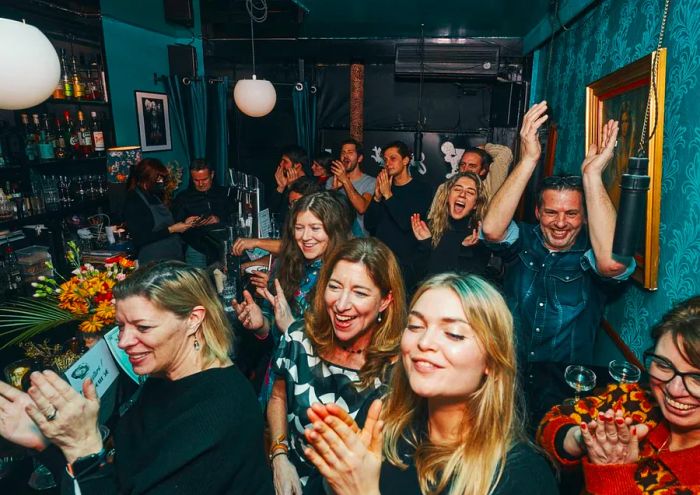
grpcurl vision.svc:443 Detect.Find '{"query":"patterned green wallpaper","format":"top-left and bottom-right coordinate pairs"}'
top-left (533, 0), bottom-right (700, 357)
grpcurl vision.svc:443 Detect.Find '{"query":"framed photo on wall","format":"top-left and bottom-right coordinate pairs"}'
top-left (585, 48), bottom-right (667, 290)
top-left (135, 91), bottom-right (172, 152)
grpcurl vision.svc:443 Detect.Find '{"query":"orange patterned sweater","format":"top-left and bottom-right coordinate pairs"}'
top-left (536, 383), bottom-right (700, 495)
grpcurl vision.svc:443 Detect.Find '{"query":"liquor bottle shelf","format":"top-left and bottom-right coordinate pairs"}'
top-left (45, 98), bottom-right (110, 106)
top-left (0, 157), bottom-right (107, 170)
top-left (0, 197), bottom-right (109, 227)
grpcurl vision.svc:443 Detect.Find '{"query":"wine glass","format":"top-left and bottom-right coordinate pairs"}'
top-left (564, 365), bottom-right (597, 405)
top-left (608, 360), bottom-right (641, 384)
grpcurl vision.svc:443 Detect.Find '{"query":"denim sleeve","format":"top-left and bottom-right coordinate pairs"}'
top-left (582, 249), bottom-right (636, 280)
top-left (479, 220), bottom-right (520, 245)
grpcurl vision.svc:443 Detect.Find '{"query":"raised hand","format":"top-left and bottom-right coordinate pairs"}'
top-left (580, 408), bottom-right (649, 465)
top-left (520, 101), bottom-right (549, 163)
top-left (274, 165), bottom-right (288, 191)
top-left (286, 167), bottom-right (300, 185)
top-left (0, 380), bottom-right (49, 452)
top-left (232, 290), bottom-right (265, 331)
top-left (250, 270), bottom-right (270, 290)
top-left (377, 169), bottom-right (393, 200)
top-left (26, 371), bottom-right (102, 463)
top-left (307, 402), bottom-right (361, 435)
top-left (581, 119), bottom-right (620, 176)
top-left (410, 213), bottom-right (432, 240)
top-left (303, 400), bottom-right (384, 495)
top-left (462, 221), bottom-right (481, 246)
top-left (258, 279), bottom-right (295, 334)
top-left (331, 160), bottom-right (349, 186)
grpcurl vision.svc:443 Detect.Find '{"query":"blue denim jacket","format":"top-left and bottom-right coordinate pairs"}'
top-left (487, 222), bottom-right (633, 365)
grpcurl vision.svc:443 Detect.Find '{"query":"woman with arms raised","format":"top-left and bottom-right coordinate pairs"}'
top-left (537, 296), bottom-right (700, 495)
top-left (268, 237), bottom-right (406, 495)
top-left (0, 261), bottom-right (273, 494)
top-left (303, 273), bottom-right (558, 495)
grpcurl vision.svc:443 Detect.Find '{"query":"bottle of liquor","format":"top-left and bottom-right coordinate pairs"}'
top-left (20, 113), bottom-right (38, 161)
top-left (86, 58), bottom-right (103, 101)
top-left (63, 111), bottom-right (79, 159)
top-left (38, 114), bottom-right (55, 161)
top-left (70, 55), bottom-right (83, 100)
top-left (77, 111), bottom-right (93, 158)
top-left (59, 49), bottom-right (73, 99)
top-left (4, 246), bottom-right (23, 298)
top-left (54, 118), bottom-right (67, 159)
top-left (90, 111), bottom-right (105, 155)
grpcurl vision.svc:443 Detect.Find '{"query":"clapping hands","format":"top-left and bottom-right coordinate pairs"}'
top-left (257, 279), bottom-right (295, 334)
top-left (410, 213), bottom-right (432, 240)
top-left (580, 408), bottom-right (649, 465)
top-left (374, 169), bottom-right (393, 201)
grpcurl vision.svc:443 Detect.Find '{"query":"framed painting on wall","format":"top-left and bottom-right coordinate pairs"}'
top-left (585, 48), bottom-right (667, 290)
top-left (135, 91), bottom-right (172, 152)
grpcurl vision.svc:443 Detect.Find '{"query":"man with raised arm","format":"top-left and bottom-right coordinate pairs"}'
top-left (482, 101), bottom-right (635, 366)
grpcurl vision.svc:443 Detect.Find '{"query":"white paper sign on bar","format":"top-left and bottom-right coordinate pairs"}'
top-left (258, 208), bottom-right (271, 238)
top-left (64, 338), bottom-right (120, 398)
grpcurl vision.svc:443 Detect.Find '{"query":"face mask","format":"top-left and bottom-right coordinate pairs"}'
top-left (151, 182), bottom-right (165, 195)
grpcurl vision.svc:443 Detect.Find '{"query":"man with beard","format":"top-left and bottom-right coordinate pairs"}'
top-left (326, 138), bottom-right (375, 236)
top-left (482, 101), bottom-right (635, 369)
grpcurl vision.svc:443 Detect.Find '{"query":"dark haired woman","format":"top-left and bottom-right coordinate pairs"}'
top-left (311, 151), bottom-right (333, 186)
top-left (0, 261), bottom-right (273, 494)
top-left (411, 171), bottom-right (493, 281)
top-left (123, 158), bottom-right (198, 264)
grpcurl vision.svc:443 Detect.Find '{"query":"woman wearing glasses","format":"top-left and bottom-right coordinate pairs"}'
top-left (537, 296), bottom-right (700, 494)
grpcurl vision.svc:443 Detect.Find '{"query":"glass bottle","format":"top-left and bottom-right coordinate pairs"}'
top-left (20, 114), bottom-right (37, 162)
top-left (90, 111), bottom-right (105, 155)
top-left (59, 49), bottom-right (73, 99)
top-left (54, 118), bottom-right (67, 159)
top-left (77, 111), bottom-right (93, 158)
top-left (70, 55), bottom-right (83, 100)
top-left (4, 246), bottom-right (22, 298)
top-left (63, 111), bottom-right (79, 159)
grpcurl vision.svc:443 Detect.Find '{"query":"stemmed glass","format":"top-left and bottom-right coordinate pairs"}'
top-left (608, 360), bottom-right (641, 384)
top-left (564, 365), bottom-right (597, 405)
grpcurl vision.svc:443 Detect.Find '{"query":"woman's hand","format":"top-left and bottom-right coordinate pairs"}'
top-left (303, 400), bottom-right (384, 495)
top-left (271, 454), bottom-right (303, 495)
top-left (250, 270), bottom-right (271, 290)
top-left (258, 279), bottom-right (295, 334)
top-left (232, 238), bottom-right (258, 256)
top-left (581, 408), bottom-right (650, 465)
top-left (26, 371), bottom-right (102, 464)
top-left (232, 290), bottom-right (266, 332)
top-left (411, 213), bottom-right (432, 241)
top-left (461, 222), bottom-right (481, 246)
top-left (0, 381), bottom-right (49, 452)
top-left (169, 217), bottom-right (198, 234)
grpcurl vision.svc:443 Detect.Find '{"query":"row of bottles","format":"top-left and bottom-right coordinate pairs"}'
top-left (53, 48), bottom-right (106, 102)
top-left (19, 110), bottom-right (105, 162)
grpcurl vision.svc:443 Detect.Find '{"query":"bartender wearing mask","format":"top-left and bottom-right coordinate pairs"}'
top-left (123, 158), bottom-right (199, 265)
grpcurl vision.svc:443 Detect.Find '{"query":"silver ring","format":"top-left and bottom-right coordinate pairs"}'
top-left (45, 407), bottom-right (57, 421)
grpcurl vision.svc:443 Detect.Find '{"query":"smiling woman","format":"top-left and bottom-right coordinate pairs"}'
top-left (266, 238), bottom-right (407, 494)
top-left (0, 261), bottom-right (274, 495)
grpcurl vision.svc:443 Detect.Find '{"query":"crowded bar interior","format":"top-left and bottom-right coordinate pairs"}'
top-left (0, 0), bottom-right (699, 494)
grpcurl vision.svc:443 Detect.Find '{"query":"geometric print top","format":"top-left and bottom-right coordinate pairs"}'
top-left (272, 320), bottom-right (383, 487)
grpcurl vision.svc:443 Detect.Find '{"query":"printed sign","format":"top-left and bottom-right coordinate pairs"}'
top-left (64, 339), bottom-right (120, 398)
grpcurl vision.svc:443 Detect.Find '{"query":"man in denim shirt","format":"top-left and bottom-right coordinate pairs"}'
top-left (483, 101), bottom-right (635, 367)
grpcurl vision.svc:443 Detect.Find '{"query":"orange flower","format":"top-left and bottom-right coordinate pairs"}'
top-left (79, 316), bottom-right (105, 333)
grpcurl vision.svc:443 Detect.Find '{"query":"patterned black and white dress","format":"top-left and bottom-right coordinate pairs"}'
top-left (272, 320), bottom-right (384, 488)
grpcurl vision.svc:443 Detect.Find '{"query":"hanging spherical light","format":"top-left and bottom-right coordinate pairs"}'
top-left (233, 75), bottom-right (276, 117)
top-left (0, 18), bottom-right (60, 110)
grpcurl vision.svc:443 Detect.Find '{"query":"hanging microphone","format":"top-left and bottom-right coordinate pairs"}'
top-left (613, 156), bottom-right (650, 258)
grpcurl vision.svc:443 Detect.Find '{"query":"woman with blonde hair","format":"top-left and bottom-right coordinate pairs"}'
top-left (267, 237), bottom-right (406, 495)
top-left (303, 273), bottom-right (557, 495)
top-left (411, 172), bottom-right (493, 281)
top-left (0, 261), bottom-right (273, 494)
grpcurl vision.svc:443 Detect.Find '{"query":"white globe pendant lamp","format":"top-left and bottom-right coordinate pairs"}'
top-left (0, 18), bottom-right (60, 110)
top-left (233, 1), bottom-right (276, 118)
top-left (234, 75), bottom-right (276, 117)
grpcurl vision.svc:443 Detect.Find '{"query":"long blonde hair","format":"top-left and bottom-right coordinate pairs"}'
top-left (427, 172), bottom-right (487, 248)
top-left (113, 261), bottom-right (233, 368)
top-left (305, 238), bottom-right (406, 389)
top-left (382, 273), bottom-right (524, 495)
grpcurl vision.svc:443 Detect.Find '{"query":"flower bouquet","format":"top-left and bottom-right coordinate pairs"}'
top-left (0, 241), bottom-right (135, 349)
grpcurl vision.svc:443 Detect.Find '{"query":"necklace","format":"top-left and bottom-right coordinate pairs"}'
top-left (339, 344), bottom-right (365, 354)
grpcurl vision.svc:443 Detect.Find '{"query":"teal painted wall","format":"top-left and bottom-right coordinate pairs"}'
top-left (100, 0), bottom-right (203, 179)
top-left (533, 0), bottom-right (700, 360)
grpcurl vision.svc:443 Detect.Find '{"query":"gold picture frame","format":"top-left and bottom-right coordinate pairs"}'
top-left (585, 49), bottom-right (667, 290)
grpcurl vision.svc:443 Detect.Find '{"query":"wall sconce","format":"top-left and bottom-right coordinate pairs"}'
top-left (0, 18), bottom-right (61, 110)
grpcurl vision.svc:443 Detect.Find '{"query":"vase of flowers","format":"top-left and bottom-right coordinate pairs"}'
top-left (0, 241), bottom-right (135, 349)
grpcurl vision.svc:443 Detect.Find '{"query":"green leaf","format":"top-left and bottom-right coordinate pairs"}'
top-left (0, 299), bottom-right (78, 349)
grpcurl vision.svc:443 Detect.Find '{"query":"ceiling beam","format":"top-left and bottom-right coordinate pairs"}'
top-left (522, 0), bottom-right (597, 53)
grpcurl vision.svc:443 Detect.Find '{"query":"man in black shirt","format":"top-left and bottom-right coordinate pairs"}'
top-left (172, 159), bottom-right (233, 267)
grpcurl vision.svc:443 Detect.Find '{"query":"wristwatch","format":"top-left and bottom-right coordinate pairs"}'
top-left (68, 448), bottom-right (107, 478)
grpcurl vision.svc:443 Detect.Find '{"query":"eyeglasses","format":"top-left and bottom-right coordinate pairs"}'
top-left (541, 175), bottom-right (582, 187)
top-left (643, 351), bottom-right (700, 399)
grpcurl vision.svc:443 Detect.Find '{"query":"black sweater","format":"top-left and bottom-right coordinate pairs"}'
top-left (416, 215), bottom-right (492, 279)
top-left (364, 178), bottom-right (433, 266)
top-left (68, 366), bottom-right (274, 495)
top-left (122, 187), bottom-right (172, 251)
